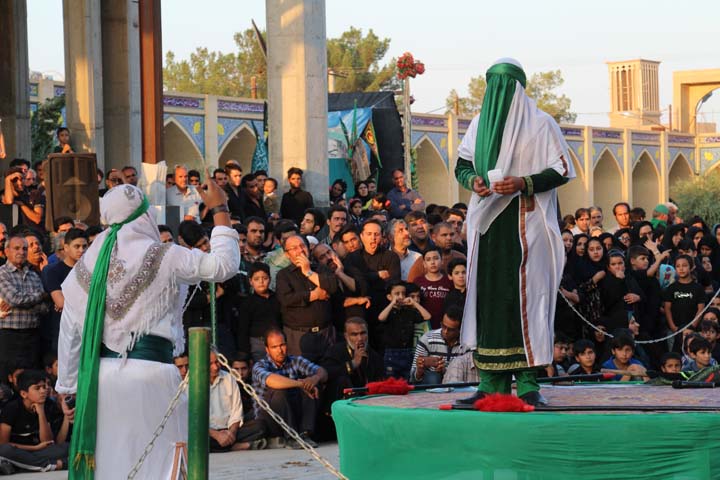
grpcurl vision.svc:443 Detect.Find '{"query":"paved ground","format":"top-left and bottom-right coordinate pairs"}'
top-left (11, 443), bottom-right (341, 479)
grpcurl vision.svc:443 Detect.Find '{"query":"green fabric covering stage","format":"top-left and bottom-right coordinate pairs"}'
top-left (332, 386), bottom-right (720, 480)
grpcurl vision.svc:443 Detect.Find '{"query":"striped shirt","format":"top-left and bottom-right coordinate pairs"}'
top-left (411, 328), bottom-right (471, 382)
top-left (0, 262), bottom-right (48, 329)
top-left (252, 354), bottom-right (320, 416)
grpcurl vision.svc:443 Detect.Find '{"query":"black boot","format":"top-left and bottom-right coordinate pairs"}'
top-left (519, 391), bottom-right (548, 407)
top-left (454, 390), bottom-right (487, 406)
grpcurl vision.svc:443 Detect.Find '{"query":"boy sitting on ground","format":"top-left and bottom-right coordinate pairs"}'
top-left (683, 336), bottom-right (717, 372)
top-left (567, 339), bottom-right (601, 376)
top-left (601, 334), bottom-right (649, 381)
top-left (0, 370), bottom-right (72, 474)
top-left (659, 352), bottom-right (682, 374)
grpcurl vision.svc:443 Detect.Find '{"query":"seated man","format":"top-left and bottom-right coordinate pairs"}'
top-left (320, 317), bottom-right (384, 403)
top-left (0, 370), bottom-right (71, 474)
top-left (410, 305), bottom-right (470, 384)
top-left (208, 351), bottom-right (266, 452)
top-left (252, 329), bottom-right (327, 449)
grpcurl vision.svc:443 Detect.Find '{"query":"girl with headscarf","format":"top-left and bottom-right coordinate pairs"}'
top-left (575, 237), bottom-right (607, 337)
top-left (614, 227), bottom-right (632, 251)
top-left (660, 223), bottom-right (686, 264)
top-left (598, 250), bottom-right (644, 334)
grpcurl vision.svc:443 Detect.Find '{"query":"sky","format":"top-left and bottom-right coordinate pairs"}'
top-left (27, 0), bottom-right (720, 127)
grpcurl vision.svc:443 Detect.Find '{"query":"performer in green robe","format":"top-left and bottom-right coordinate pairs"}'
top-left (454, 58), bottom-right (575, 406)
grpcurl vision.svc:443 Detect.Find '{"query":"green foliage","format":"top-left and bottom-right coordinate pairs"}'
top-left (30, 95), bottom-right (64, 164)
top-left (164, 29), bottom-right (267, 98)
top-left (446, 70), bottom-right (576, 123)
top-left (327, 27), bottom-right (399, 92)
top-left (672, 173), bottom-right (720, 227)
top-left (163, 26), bottom-right (398, 97)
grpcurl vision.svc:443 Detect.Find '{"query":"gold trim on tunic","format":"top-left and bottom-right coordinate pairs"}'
top-left (476, 346), bottom-right (526, 356)
top-left (474, 360), bottom-right (530, 370)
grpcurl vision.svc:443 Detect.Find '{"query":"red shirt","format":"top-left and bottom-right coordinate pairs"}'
top-left (414, 275), bottom-right (453, 329)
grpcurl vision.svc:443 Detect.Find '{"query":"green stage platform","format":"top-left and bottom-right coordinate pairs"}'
top-left (332, 385), bottom-right (720, 480)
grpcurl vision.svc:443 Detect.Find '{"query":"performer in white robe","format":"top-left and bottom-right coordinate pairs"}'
top-left (57, 182), bottom-right (239, 479)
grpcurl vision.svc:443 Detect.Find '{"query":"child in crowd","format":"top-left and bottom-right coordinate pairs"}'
top-left (546, 333), bottom-right (571, 377)
top-left (262, 177), bottom-right (280, 216)
top-left (601, 334), bottom-right (648, 381)
top-left (567, 339), bottom-right (601, 376)
top-left (378, 282), bottom-right (432, 379)
top-left (662, 255), bottom-right (706, 352)
top-left (348, 199), bottom-right (364, 228)
top-left (443, 258), bottom-right (466, 311)
top-left (659, 352), bottom-right (682, 374)
top-left (413, 248), bottom-right (453, 329)
top-left (407, 283), bottom-right (430, 347)
top-left (699, 313), bottom-right (720, 363)
top-left (232, 262), bottom-right (282, 362)
top-left (684, 336), bottom-right (716, 372)
top-left (0, 370), bottom-right (71, 474)
top-left (53, 127), bottom-right (73, 154)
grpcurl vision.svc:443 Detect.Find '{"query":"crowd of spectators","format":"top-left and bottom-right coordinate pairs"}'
top-left (0, 138), bottom-right (719, 471)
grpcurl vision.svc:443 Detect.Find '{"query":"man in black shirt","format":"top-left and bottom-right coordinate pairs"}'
top-left (240, 173), bottom-right (266, 220)
top-left (275, 235), bottom-right (338, 357)
top-left (345, 219), bottom-right (401, 351)
top-left (280, 167), bottom-right (314, 226)
top-left (224, 163), bottom-right (244, 218)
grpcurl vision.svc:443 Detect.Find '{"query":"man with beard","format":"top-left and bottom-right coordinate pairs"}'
top-left (405, 211), bottom-right (434, 254)
top-left (224, 163), bottom-right (244, 218)
top-left (407, 222), bottom-right (465, 283)
top-left (243, 216), bottom-right (267, 263)
top-left (240, 173), bottom-right (266, 220)
top-left (299, 208), bottom-right (325, 238)
top-left (323, 206), bottom-right (348, 246)
top-left (280, 168), bottom-right (314, 227)
top-left (389, 219), bottom-right (421, 281)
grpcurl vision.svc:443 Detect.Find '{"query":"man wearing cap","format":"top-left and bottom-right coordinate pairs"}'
top-left (454, 58), bottom-right (575, 407)
top-left (57, 178), bottom-right (240, 478)
top-left (650, 204), bottom-right (669, 229)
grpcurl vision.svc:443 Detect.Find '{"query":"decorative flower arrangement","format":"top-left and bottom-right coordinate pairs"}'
top-left (396, 52), bottom-right (425, 80)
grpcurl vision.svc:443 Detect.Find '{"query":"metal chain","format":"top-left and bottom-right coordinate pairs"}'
top-left (559, 283), bottom-right (720, 345)
top-left (215, 352), bottom-right (348, 480)
top-left (126, 284), bottom-right (200, 479)
top-left (127, 375), bottom-right (189, 479)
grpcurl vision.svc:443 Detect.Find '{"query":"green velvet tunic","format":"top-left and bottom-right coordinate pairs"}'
top-left (455, 158), bottom-right (567, 370)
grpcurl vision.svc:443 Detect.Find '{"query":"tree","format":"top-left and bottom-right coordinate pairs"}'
top-left (163, 27), bottom-right (398, 97)
top-left (672, 174), bottom-right (720, 227)
top-left (446, 70), bottom-right (576, 123)
top-left (327, 27), bottom-right (399, 92)
top-left (163, 29), bottom-right (266, 98)
top-left (31, 95), bottom-right (65, 164)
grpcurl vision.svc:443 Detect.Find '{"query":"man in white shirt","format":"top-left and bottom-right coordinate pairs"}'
top-left (388, 219), bottom-right (421, 281)
top-left (209, 351), bottom-right (266, 451)
top-left (166, 165), bottom-right (202, 222)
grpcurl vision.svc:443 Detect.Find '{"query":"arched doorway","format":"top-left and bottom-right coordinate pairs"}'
top-left (415, 137), bottom-right (449, 206)
top-left (557, 150), bottom-right (586, 218)
top-left (163, 119), bottom-right (204, 172)
top-left (631, 152), bottom-right (660, 214)
top-left (218, 125), bottom-right (256, 173)
top-left (593, 149), bottom-right (623, 220)
top-left (668, 154), bottom-right (693, 200)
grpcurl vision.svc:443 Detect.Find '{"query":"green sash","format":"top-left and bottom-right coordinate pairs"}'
top-left (70, 196), bottom-right (150, 480)
top-left (100, 334), bottom-right (174, 364)
top-left (473, 63), bottom-right (527, 186)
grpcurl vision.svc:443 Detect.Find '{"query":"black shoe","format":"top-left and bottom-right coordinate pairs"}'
top-left (520, 391), bottom-right (548, 407)
top-left (454, 390), bottom-right (487, 405)
top-left (0, 460), bottom-right (15, 475)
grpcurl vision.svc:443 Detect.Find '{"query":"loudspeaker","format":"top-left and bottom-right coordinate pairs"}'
top-left (43, 153), bottom-right (100, 231)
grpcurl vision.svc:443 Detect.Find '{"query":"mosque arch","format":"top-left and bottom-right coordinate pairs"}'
top-left (631, 151), bottom-right (660, 214)
top-left (163, 118), bottom-right (204, 172)
top-left (414, 136), bottom-right (449, 206)
top-left (557, 150), bottom-right (586, 217)
top-left (218, 124), bottom-right (256, 173)
top-left (592, 148), bottom-right (623, 221)
top-left (668, 153), bottom-right (693, 200)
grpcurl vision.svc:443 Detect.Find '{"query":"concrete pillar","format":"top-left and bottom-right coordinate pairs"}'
top-left (447, 113), bottom-right (459, 205)
top-left (622, 129), bottom-right (632, 203)
top-left (63, 0), bottom-right (105, 167)
top-left (101, 0), bottom-right (142, 172)
top-left (204, 95), bottom-right (219, 169)
top-left (583, 126), bottom-right (593, 206)
top-left (0, 0), bottom-right (31, 161)
top-left (659, 132), bottom-right (668, 202)
top-left (266, 0), bottom-right (329, 205)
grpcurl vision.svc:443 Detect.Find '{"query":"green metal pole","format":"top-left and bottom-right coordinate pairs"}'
top-left (209, 282), bottom-right (217, 347)
top-left (188, 327), bottom-right (210, 480)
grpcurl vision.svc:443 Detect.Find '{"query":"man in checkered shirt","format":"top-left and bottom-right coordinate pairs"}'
top-left (0, 234), bottom-right (49, 380)
top-left (252, 328), bottom-right (327, 449)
